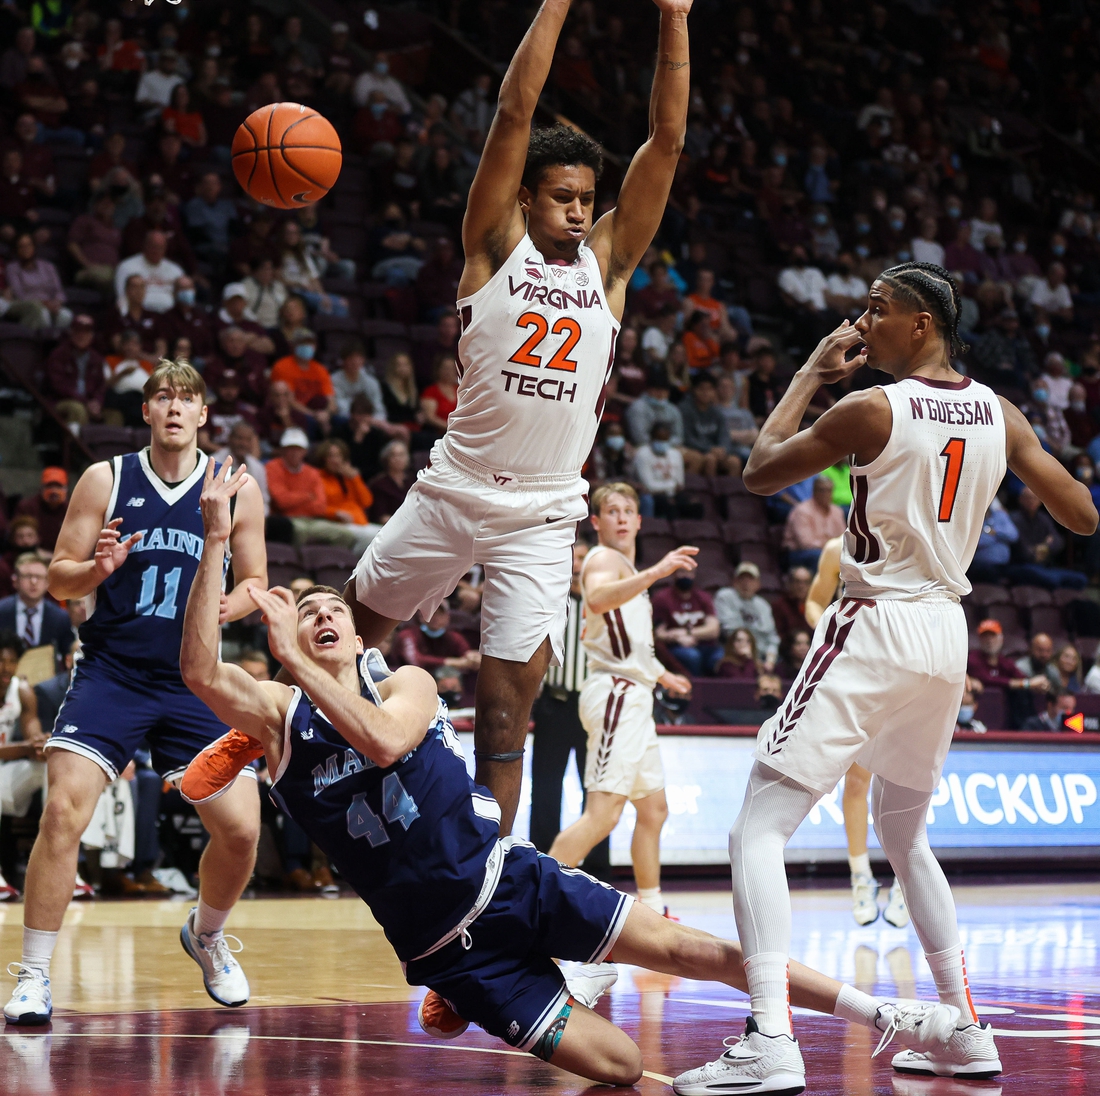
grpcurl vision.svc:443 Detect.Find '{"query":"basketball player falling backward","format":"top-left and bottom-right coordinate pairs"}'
top-left (348, 0), bottom-right (691, 836)
top-left (675, 263), bottom-right (1098, 1096)
top-left (549, 483), bottom-right (693, 921)
top-left (3, 361), bottom-right (268, 1027)
top-left (179, 463), bottom-right (961, 1088)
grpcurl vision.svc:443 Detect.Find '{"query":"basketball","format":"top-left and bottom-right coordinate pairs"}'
top-left (231, 102), bottom-right (342, 209)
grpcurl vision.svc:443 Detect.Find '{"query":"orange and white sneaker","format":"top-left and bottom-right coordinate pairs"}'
top-left (418, 989), bottom-right (469, 1039)
top-left (181, 728), bottom-right (264, 805)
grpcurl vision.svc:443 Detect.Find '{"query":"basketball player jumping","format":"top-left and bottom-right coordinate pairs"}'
top-left (179, 461), bottom-right (961, 1088)
top-left (674, 263), bottom-right (1098, 1095)
top-left (549, 483), bottom-right (693, 919)
top-left (344, 0), bottom-right (694, 837)
top-left (805, 536), bottom-right (908, 930)
top-left (4, 361), bottom-right (267, 1026)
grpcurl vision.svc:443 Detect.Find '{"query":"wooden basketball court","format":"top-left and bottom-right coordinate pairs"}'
top-left (2, 878), bottom-right (1097, 1093)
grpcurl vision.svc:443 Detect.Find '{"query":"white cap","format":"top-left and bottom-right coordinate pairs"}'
top-left (222, 282), bottom-right (248, 301)
top-left (280, 428), bottom-right (310, 450)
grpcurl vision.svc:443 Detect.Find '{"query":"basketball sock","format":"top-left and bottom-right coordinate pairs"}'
top-left (926, 946), bottom-right (978, 1025)
top-left (195, 900), bottom-right (232, 941)
top-left (744, 953), bottom-right (792, 1037)
top-left (22, 926), bottom-right (58, 977)
top-left (871, 777), bottom-right (977, 1025)
top-left (848, 852), bottom-right (872, 879)
top-left (833, 982), bottom-right (881, 1029)
top-left (637, 886), bottom-right (664, 913)
top-left (729, 762), bottom-right (820, 1040)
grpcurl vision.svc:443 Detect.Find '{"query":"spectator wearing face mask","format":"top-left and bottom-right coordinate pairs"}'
top-left (352, 52), bottom-right (411, 115)
top-left (625, 369), bottom-right (684, 447)
top-left (270, 328), bottom-right (336, 435)
top-left (651, 571), bottom-right (722, 677)
top-left (592, 421), bottom-right (633, 482)
top-left (155, 276), bottom-right (215, 367)
top-left (954, 689), bottom-right (987, 734)
top-left (395, 605), bottom-right (481, 674)
top-left (634, 422), bottom-right (684, 518)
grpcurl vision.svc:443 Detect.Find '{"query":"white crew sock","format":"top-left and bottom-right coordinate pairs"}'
top-left (637, 886), bottom-right (664, 914)
top-left (833, 982), bottom-right (881, 1029)
top-left (926, 946), bottom-right (978, 1025)
top-left (744, 952), bottom-right (792, 1037)
top-left (848, 852), bottom-right (872, 879)
top-left (22, 927), bottom-right (58, 977)
top-left (195, 900), bottom-right (231, 941)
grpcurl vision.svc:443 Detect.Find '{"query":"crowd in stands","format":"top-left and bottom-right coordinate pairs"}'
top-left (0, 0), bottom-right (1098, 895)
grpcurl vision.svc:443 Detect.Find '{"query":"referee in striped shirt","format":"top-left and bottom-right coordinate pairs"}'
top-left (529, 541), bottom-right (611, 880)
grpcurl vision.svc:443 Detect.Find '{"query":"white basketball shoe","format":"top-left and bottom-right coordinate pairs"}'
top-left (560, 961), bottom-right (618, 1008)
top-left (871, 1000), bottom-right (961, 1057)
top-left (673, 1017), bottom-right (806, 1095)
top-left (180, 908), bottom-right (249, 1007)
top-left (852, 873), bottom-right (881, 926)
top-left (884, 880), bottom-right (910, 928)
top-left (891, 1021), bottom-right (1002, 1079)
top-left (4, 964), bottom-right (52, 1025)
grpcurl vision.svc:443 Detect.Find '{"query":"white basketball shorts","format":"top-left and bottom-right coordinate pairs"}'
top-left (755, 596), bottom-right (967, 795)
top-left (579, 673), bottom-right (664, 801)
top-left (352, 445), bottom-right (588, 665)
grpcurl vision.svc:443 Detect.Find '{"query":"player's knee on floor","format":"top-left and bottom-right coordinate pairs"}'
top-left (544, 999), bottom-right (643, 1086)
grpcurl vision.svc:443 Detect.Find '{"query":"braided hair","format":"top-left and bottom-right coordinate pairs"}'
top-left (876, 261), bottom-right (969, 360)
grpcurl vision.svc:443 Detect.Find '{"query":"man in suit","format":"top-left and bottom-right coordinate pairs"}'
top-left (0, 554), bottom-right (74, 670)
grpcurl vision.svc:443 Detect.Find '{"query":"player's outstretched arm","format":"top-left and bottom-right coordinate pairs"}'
top-left (805, 536), bottom-right (842, 627)
top-left (587, 0), bottom-right (692, 314)
top-left (224, 470), bottom-right (268, 622)
top-left (584, 545), bottom-right (698, 615)
top-left (255, 585), bottom-right (436, 769)
top-left (48, 461), bottom-right (143, 602)
top-left (181, 459), bottom-right (289, 742)
top-left (461, 0), bottom-right (573, 287)
top-left (1001, 396), bottom-right (1098, 535)
top-left (742, 322), bottom-right (889, 495)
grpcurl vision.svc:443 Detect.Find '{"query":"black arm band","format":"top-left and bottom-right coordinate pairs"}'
top-left (473, 749), bottom-right (525, 763)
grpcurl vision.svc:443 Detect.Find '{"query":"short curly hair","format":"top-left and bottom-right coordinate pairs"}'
top-left (522, 124), bottom-right (604, 193)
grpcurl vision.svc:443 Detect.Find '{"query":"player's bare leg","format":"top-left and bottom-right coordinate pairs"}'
top-left (549, 790), bottom-right (625, 868)
top-left (194, 772), bottom-right (260, 911)
top-left (474, 637), bottom-right (552, 835)
top-left (631, 789), bottom-right (669, 892)
top-left (345, 584), bottom-right (401, 650)
top-left (6, 751), bottom-right (107, 1024)
top-left (549, 999), bottom-right (643, 1086)
top-left (180, 770), bottom-right (261, 1009)
top-left (22, 750), bottom-right (107, 932)
top-left (844, 763), bottom-right (880, 924)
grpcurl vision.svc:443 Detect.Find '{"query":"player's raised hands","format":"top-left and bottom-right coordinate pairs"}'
top-left (248, 585), bottom-right (299, 664)
top-left (802, 319), bottom-right (868, 384)
top-left (200, 457), bottom-right (250, 544)
top-left (92, 518), bottom-right (143, 581)
top-left (651, 544), bottom-right (699, 580)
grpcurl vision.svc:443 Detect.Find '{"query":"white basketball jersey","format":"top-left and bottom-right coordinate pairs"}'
top-left (840, 376), bottom-right (1006, 600)
top-left (580, 546), bottom-right (664, 687)
top-left (448, 232), bottom-right (620, 479)
top-left (0, 676), bottom-right (22, 747)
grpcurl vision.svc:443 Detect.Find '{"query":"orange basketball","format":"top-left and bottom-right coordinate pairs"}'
top-left (232, 102), bottom-right (342, 209)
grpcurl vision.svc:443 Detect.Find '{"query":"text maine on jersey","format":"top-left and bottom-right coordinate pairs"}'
top-left (508, 276), bottom-right (604, 310)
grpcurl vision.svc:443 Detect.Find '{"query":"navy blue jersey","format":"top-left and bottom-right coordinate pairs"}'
top-left (80, 451), bottom-right (224, 672)
top-left (270, 663), bottom-right (501, 963)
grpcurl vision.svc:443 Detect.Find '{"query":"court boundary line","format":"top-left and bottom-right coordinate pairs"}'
top-left (0, 1031), bottom-right (674, 1086)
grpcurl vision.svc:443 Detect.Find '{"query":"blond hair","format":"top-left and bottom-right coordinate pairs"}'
top-left (142, 358), bottom-right (207, 403)
top-left (590, 482), bottom-right (640, 515)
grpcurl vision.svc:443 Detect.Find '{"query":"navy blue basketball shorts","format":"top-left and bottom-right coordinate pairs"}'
top-left (45, 653), bottom-right (248, 785)
top-left (405, 839), bottom-right (633, 1055)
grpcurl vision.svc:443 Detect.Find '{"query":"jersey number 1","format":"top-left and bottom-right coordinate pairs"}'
top-left (938, 438), bottom-right (966, 522)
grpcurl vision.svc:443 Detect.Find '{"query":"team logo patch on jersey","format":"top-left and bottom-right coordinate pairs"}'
top-left (575, 271), bottom-right (589, 286)
top-left (126, 497), bottom-right (145, 507)
top-left (525, 267), bottom-right (542, 280)
top-left (59, 724), bottom-right (77, 735)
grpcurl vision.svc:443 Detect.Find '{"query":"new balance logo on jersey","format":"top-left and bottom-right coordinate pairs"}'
top-left (507, 277), bottom-right (603, 310)
top-left (507, 1021), bottom-right (520, 1040)
top-left (300, 727), bottom-right (314, 740)
top-left (58, 724), bottom-right (77, 735)
top-left (126, 497), bottom-right (145, 507)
